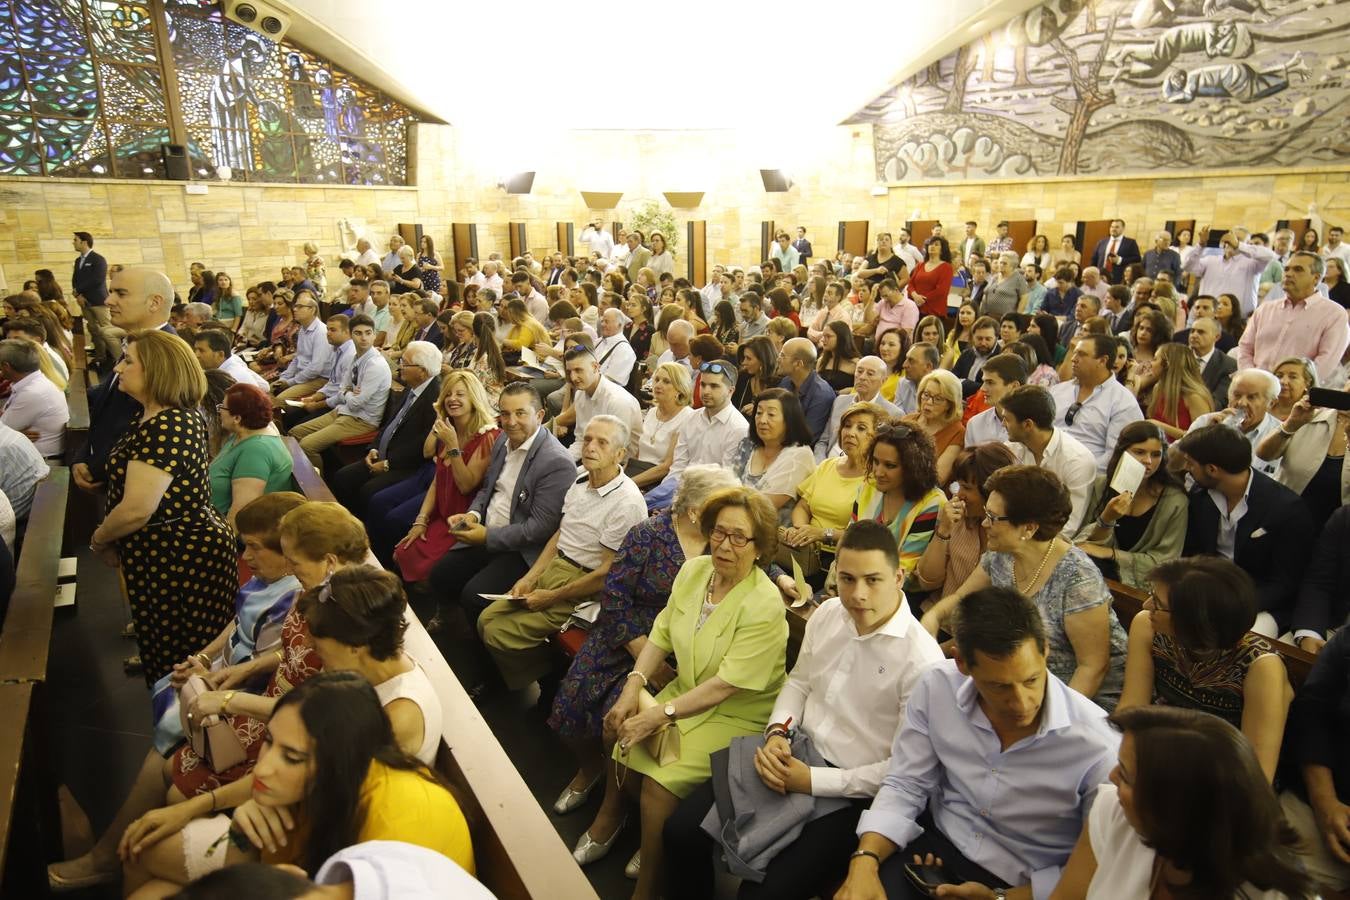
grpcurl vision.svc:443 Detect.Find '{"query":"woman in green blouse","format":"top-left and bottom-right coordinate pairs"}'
top-left (209, 383), bottom-right (293, 526)
top-left (573, 487), bottom-right (788, 899)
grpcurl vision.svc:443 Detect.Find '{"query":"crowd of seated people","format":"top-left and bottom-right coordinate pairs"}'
top-left (4, 219), bottom-right (1350, 899)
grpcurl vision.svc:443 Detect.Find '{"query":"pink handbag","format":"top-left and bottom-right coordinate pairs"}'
top-left (179, 675), bottom-right (247, 772)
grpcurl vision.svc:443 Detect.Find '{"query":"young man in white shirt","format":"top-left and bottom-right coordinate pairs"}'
top-left (555, 345), bottom-right (643, 462)
top-left (191, 328), bottom-right (269, 393)
top-left (287, 316), bottom-right (392, 471)
top-left (662, 520), bottom-right (945, 900)
top-left (1000, 384), bottom-right (1098, 536)
top-left (963, 354), bottom-right (1026, 447)
top-left (645, 362), bottom-right (748, 511)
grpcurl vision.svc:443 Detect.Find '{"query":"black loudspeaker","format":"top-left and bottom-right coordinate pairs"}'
top-left (500, 172), bottom-right (536, 194)
top-left (759, 169), bottom-right (792, 192)
top-left (162, 143), bottom-right (189, 181)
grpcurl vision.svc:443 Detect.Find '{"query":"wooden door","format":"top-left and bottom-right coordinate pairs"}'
top-left (838, 221), bottom-right (870, 258)
top-left (906, 220), bottom-right (939, 248)
top-left (397, 223), bottom-right (422, 250)
top-left (1276, 218), bottom-right (1312, 249)
top-left (1164, 219), bottom-right (1196, 245)
top-left (1076, 219), bottom-right (1115, 269)
top-left (686, 221), bottom-right (707, 286)
top-left (451, 224), bottom-right (478, 282)
top-left (1005, 220), bottom-right (1037, 259)
top-left (555, 222), bottom-right (575, 257)
top-left (760, 221), bottom-right (777, 264)
top-left (508, 222), bottom-right (528, 259)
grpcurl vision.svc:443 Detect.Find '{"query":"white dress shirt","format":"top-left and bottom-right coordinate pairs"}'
top-left (668, 401), bottom-right (749, 478)
top-left (962, 406), bottom-right (1007, 447)
top-left (1048, 378), bottom-right (1143, 472)
top-left (0, 421), bottom-right (48, 519)
top-left (523, 290), bottom-right (550, 324)
top-left (1011, 428), bottom-right (1099, 535)
top-left (1208, 470), bottom-right (1254, 561)
top-left (218, 353), bottom-right (270, 392)
top-left (555, 470), bottom-right (648, 570)
top-left (593, 333), bottom-right (637, 385)
top-left (315, 841), bottom-right (494, 900)
top-left (769, 597), bottom-right (944, 798)
top-left (1, 369), bottom-right (68, 457)
top-left (570, 376), bottom-right (643, 461)
top-left (354, 248), bottom-right (380, 267)
top-left (482, 427), bottom-right (539, 529)
top-left (894, 242), bottom-right (925, 271)
top-left (482, 273), bottom-right (504, 296)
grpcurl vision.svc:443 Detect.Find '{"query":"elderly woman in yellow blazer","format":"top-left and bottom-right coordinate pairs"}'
top-left (571, 486), bottom-right (788, 898)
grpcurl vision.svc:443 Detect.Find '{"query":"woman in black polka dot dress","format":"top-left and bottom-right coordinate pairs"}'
top-left (89, 330), bottom-right (239, 689)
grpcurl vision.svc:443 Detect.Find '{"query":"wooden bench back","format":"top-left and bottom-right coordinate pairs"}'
top-left (403, 618), bottom-right (599, 900)
top-left (283, 437), bottom-right (337, 502)
top-left (0, 469), bottom-right (70, 683)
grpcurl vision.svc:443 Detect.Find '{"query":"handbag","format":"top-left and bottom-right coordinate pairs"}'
top-left (179, 675), bottom-right (247, 773)
top-left (633, 689), bottom-right (681, 767)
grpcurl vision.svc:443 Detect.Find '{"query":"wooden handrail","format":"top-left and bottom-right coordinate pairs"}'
top-left (283, 436), bottom-right (336, 502)
top-left (0, 468), bottom-right (70, 683)
top-left (0, 682), bottom-right (34, 891)
top-left (403, 617), bottom-right (599, 900)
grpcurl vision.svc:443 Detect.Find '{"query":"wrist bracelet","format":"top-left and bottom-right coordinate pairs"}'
top-left (933, 530), bottom-right (951, 541)
top-left (850, 849), bottom-right (882, 866)
top-left (1279, 426), bottom-right (1298, 437)
top-left (1096, 516), bottom-right (1118, 529)
top-left (195, 653), bottom-right (211, 667)
top-left (766, 728), bottom-right (790, 741)
top-left (208, 789), bottom-right (218, 812)
top-left (626, 671), bottom-right (648, 687)
top-left (222, 690), bottom-right (236, 715)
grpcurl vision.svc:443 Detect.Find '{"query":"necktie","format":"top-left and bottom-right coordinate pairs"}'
top-left (377, 389), bottom-right (413, 459)
top-left (1106, 239), bottom-right (1118, 273)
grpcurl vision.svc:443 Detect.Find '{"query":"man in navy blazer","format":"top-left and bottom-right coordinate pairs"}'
top-left (1177, 422), bottom-right (1315, 636)
top-left (74, 268), bottom-right (178, 493)
top-left (1089, 219), bottom-right (1141, 285)
top-left (427, 382), bottom-right (576, 632)
top-left (71, 231), bottom-right (113, 366)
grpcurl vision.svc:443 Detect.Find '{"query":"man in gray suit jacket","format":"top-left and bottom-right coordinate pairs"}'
top-left (427, 382), bottom-right (576, 634)
top-left (1189, 316), bottom-right (1237, 411)
top-left (624, 230), bottom-right (652, 284)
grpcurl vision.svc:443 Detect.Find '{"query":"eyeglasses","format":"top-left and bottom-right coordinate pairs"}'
top-left (918, 391), bottom-right (946, 404)
top-left (709, 526), bottom-right (752, 549)
top-left (215, 403), bottom-right (230, 413)
top-left (1064, 401), bottom-right (1084, 426)
top-left (875, 423), bottom-right (914, 439)
top-left (700, 361), bottom-right (733, 376)
top-left (983, 511), bottom-right (1013, 524)
top-left (1143, 591), bottom-right (1170, 612)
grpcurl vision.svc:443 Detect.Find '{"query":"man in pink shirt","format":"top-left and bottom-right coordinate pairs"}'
top-left (874, 276), bottom-right (919, 337)
top-left (1238, 251), bottom-right (1349, 382)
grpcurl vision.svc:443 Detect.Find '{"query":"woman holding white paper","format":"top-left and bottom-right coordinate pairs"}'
top-left (1073, 421), bottom-right (1188, 589)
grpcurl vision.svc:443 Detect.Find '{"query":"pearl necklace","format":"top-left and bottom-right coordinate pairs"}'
top-left (1015, 539), bottom-right (1057, 595)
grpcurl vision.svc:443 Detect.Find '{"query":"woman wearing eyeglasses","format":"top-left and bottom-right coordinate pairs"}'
top-left (208, 384), bottom-right (293, 527)
top-left (922, 465), bottom-right (1128, 709)
top-left (849, 421), bottom-right (946, 580)
top-left (731, 388), bottom-right (818, 525)
top-left (902, 369), bottom-right (966, 485)
top-left (914, 442), bottom-right (1017, 598)
top-left (573, 487), bottom-right (787, 898)
top-left (1115, 557), bottom-right (1291, 784)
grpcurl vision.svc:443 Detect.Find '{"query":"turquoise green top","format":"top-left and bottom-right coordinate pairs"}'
top-left (208, 433), bottom-right (294, 517)
top-left (216, 294), bottom-right (243, 321)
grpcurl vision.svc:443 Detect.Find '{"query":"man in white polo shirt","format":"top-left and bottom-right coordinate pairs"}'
top-left (556, 345), bottom-right (642, 462)
top-left (592, 307), bottom-right (637, 385)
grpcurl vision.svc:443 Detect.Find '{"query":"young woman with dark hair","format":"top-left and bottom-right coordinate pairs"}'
top-left (122, 672), bottom-right (473, 897)
top-left (816, 320), bottom-right (859, 391)
top-left (1052, 705), bottom-right (1314, 899)
top-left (732, 335), bottom-right (778, 416)
top-left (849, 421), bottom-right (945, 580)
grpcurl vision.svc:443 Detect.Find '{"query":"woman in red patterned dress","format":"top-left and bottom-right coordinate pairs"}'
top-left (47, 503), bottom-right (369, 892)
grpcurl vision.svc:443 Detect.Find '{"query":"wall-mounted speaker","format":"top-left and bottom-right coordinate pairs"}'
top-left (498, 172), bottom-right (536, 194)
top-left (224, 0), bottom-right (291, 39)
top-left (759, 169), bottom-right (793, 193)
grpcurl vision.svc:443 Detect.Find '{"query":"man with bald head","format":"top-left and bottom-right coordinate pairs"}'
top-left (815, 355), bottom-right (902, 459)
top-left (776, 336), bottom-right (835, 443)
top-left (73, 267), bottom-right (179, 492)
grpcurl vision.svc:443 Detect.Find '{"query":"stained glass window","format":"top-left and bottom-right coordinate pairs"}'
top-left (0, 0), bottom-right (413, 184)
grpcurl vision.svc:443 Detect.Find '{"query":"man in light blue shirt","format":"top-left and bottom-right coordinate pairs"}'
top-left (287, 315), bottom-right (392, 471)
top-left (282, 314), bottom-right (354, 429)
top-left (839, 587), bottom-right (1118, 900)
top-left (1048, 333), bottom-right (1142, 472)
top-left (271, 292), bottom-right (332, 401)
top-left (770, 231), bottom-right (800, 273)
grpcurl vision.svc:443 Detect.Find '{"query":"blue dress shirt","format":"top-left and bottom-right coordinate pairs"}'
top-left (280, 317), bottom-right (333, 385)
top-left (781, 371), bottom-right (837, 443)
top-left (319, 340), bottom-right (356, 406)
top-left (335, 348), bottom-right (392, 427)
top-left (857, 661), bottom-right (1118, 900)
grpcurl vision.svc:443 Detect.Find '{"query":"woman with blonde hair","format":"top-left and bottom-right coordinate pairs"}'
top-left (648, 232), bottom-right (675, 278)
top-left (90, 329), bottom-right (239, 689)
top-left (392, 370), bottom-right (502, 588)
top-left (903, 369), bottom-right (966, 484)
top-left (499, 296), bottom-right (549, 352)
top-left (1140, 343), bottom-right (1214, 440)
top-left (302, 241), bottom-right (326, 299)
top-left (443, 310), bottom-right (477, 370)
top-left (632, 361), bottom-right (695, 487)
top-left (1270, 356), bottom-right (1315, 422)
top-left (234, 287), bottom-right (270, 348)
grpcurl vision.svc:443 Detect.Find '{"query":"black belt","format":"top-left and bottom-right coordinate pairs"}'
top-left (557, 551), bottom-right (594, 574)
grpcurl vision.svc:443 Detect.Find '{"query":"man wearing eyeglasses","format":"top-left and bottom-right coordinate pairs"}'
top-left (269, 292), bottom-right (332, 402)
top-left (1048, 334), bottom-right (1142, 472)
top-left (553, 346), bottom-right (643, 462)
top-left (816, 356), bottom-right (902, 460)
top-left (644, 361), bottom-right (748, 512)
top-left (1238, 251), bottom-right (1348, 382)
top-left (777, 337), bottom-right (835, 443)
top-left (328, 341), bottom-right (440, 520)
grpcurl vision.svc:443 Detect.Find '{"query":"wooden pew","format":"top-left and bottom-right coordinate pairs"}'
top-left (1106, 579), bottom-right (1315, 689)
top-left (0, 468), bottom-right (71, 683)
top-left (284, 436), bottom-right (337, 502)
top-left (403, 615), bottom-right (599, 900)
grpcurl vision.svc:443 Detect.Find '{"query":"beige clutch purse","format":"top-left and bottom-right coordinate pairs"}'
top-left (633, 689), bottom-right (681, 766)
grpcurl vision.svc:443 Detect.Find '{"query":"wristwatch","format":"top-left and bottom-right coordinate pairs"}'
top-left (447, 448), bottom-right (462, 457)
top-left (663, 702), bottom-right (677, 720)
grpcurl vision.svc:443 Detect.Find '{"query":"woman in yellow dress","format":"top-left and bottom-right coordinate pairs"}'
top-left (572, 487), bottom-right (788, 899)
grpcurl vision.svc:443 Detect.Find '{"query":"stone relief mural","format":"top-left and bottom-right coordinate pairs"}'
top-left (848, 0), bottom-right (1349, 181)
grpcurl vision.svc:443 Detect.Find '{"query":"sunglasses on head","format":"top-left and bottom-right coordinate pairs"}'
top-left (700, 361), bottom-right (732, 376)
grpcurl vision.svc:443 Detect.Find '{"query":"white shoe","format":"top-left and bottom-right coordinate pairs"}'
top-left (553, 772), bottom-right (602, 815)
top-left (625, 849), bottom-right (641, 879)
top-left (572, 817), bottom-right (625, 865)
